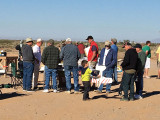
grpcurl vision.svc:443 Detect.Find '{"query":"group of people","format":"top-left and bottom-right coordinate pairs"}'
top-left (16, 36), bottom-right (160, 101)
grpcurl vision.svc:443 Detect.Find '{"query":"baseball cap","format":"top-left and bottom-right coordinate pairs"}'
top-left (48, 39), bottom-right (54, 45)
top-left (86, 36), bottom-right (93, 40)
top-left (26, 38), bottom-right (33, 43)
top-left (37, 38), bottom-right (42, 42)
top-left (122, 42), bottom-right (132, 48)
top-left (66, 38), bottom-right (72, 42)
top-left (134, 44), bottom-right (142, 49)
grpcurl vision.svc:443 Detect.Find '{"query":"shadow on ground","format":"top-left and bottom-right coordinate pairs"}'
top-left (0, 92), bottom-right (27, 100)
top-left (143, 91), bottom-right (160, 98)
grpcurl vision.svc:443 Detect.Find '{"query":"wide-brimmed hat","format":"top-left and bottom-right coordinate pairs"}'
top-left (37, 38), bottom-right (42, 42)
top-left (105, 41), bottom-right (111, 46)
top-left (26, 38), bottom-right (33, 43)
top-left (86, 36), bottom-right (93, 40)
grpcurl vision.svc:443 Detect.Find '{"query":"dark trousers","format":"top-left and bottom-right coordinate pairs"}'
top-left (135, 71), bottom-right (144, 96)
top-left (82, 81), bottom-right (90, 100)
top-left (122, 71), bottom-right (135, 99)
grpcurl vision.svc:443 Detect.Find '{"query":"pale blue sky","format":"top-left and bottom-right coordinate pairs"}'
top-left (0, 0), bottom-right (160, 42)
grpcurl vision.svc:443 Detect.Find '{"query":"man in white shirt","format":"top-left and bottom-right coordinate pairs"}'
top-left (32, 38), bottom-right (43, 90)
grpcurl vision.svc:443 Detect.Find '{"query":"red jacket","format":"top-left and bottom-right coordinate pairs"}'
top-left (88, 41), bottom-right (98, 62)
top-left (78, 43), bottom-right (85, 54)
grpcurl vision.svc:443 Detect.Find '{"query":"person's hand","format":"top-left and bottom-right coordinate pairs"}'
top-left (78, 71), bottom-right (81, 76)
top-left (35, 58), bottom-right (39, 63)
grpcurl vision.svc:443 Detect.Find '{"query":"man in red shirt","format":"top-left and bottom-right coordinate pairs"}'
top-left (77, 42), bottom-right (85, 58)
top-left (86, 36), bottom-right (99, 69)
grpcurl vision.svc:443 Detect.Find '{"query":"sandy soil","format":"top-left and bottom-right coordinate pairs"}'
top-left (0, 59), bottom-right (160, 120)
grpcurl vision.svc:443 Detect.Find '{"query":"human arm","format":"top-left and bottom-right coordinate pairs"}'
top-left (60, 47), bottom-right (64, 60)
top-left (41, 48), bottom-right (47, 65)
top-left (121, 51), bottom-right (130, 68)
top-left (107, 50), bottom-right (117, 69)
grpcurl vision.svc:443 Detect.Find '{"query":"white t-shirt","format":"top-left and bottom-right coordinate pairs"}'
top-left (33, 45), bottom-right (41, 65)
top-left (103, 49), bottom-right (110, 66)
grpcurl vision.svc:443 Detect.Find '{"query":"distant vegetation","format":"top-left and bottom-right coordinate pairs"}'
top-left (0, 39), bottom-right (159, 53)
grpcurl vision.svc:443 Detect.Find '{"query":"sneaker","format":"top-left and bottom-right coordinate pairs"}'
top-left (65, 91), bottom-right (71, 94)
top-left (53, 89), bottom-right (60, 93)
top-left (96, 90), bottom-right (102, 94)
top-left (120, 97), bottom-right (129, 101)
top-left (134, 94), bottom-right (143, 99)
top-left (23, 89), bottom-right (27, 91)
top-left (43, 89), bottom-right (49, 93)
top-left (146, 76), bottom-right (150, 79)
top-left (74, 91), bottom-right (81, 94)
top-left (106, 91), bottom-right (110, 96)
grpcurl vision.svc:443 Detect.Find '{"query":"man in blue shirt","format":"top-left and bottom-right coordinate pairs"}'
top-left (111, 38), bottom-right (118, 84)
top-left (60, 38), bottom-right (81, 94)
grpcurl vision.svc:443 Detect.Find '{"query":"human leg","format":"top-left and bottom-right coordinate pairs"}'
top-left (51, 69), bottom-right (57, 90)
top-left (122, 72), bottom-right (130, 99)
top-left (26, 62), bottom-right (34, 90)
top-left (113, 65), bottom-right (118, 83)
top-left (44, 66), bottom-right (51, 89)
top-left (64, 66), bottom-right (71, 91)
top-left (33, 63), bottom-right (40, 88)
top-left (129, 74), bottom-right (135, 99)
top-left (72, 66), bottom-right (79, 91)
top-left (83, 81), bottom-right (90, 100)
top-left (23, 62), bottom-right (27, 90)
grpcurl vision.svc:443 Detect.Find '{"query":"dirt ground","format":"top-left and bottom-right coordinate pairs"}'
top-left (0, 58), bottom-right (160, 120)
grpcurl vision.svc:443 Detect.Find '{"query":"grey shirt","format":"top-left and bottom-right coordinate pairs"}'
top-left (60, 44), bottom-right (81, 66)
top-left (22, 44), bottom-right (35, 63)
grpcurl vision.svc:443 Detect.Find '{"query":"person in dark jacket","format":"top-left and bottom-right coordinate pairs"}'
top-left (134, 44), bottom-right (146, 99)
top-left (120, 42), bottom-right (138, 101)
top-left (96, 41), bottom-right (117, 95)
top-left (22, 38), bottom-right (35, 92)
top-left (60, 38), bottom-right (81, 94)
top-left (41, 39), bottom-right (60, 93)
top-left (15, 40), bottom-right (24, 76)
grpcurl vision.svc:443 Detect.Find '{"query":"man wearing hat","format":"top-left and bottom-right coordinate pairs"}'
top-left (134, 44), bottom-right (146, 99)
top-left (96, 41), bottom-right (117, 94)
top-left (60, 38), bottom-right (81, 94)
top-left (41, 39), bottom-right (60, 93)
top-left (86, 36), bottom-right (99, 69)
top-left (32, 38), bottom-right (43, 90)
top-left (111, 38), bottom-right (118, 84)
top-left (22, 38), bottom-right (35, 92)
top-left (120, 42), bottom-right (138, 101)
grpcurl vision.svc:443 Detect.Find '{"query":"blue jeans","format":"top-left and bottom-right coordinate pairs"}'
top-left (64, 66), bottom-right (79, 91)
top-left (135, 71), bottom-right (144, 96)
top-left (23, 62), bottom-right (34, 90)
top-left (44, 66), bottom-right (57, 90)
top-left (113, 65), bottom-right (118, 82)
top-left (98, 68), bottom-right (113, 92)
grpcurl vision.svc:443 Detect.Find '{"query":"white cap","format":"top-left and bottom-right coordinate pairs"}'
top-left (66, 38), bottom-right (72, 42)
top-left (37, 38), bottom-right (42, 42)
